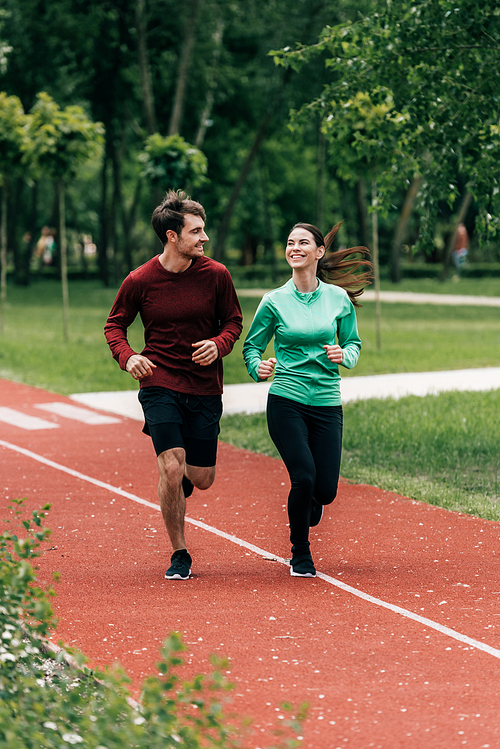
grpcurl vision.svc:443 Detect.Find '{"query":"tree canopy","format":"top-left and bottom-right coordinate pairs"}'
top-left (273, 0), bottom-right (500, 247)
top-left (0, 0), bottom-right (498, 286)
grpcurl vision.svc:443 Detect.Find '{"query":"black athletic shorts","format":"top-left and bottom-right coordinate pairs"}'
top-left (138, 386), bottom-right (222, 466)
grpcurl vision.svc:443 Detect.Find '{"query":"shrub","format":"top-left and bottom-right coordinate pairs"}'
top-left (0, 500), bottom-right (305, 749)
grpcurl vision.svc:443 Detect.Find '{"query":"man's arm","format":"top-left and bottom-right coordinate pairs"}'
top-left (104, 275), bottom-right (142, 371)
top-left (210, 269), bottom-right (243, 359)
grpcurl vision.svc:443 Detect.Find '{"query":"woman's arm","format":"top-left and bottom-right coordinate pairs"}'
top-left (335, 300), bottom-right (362, 369)
top-left (242, 297), bottom-right (277, 381)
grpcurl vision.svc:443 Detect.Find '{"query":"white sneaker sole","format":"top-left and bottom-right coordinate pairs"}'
top-left (290, 568), bottom-right (316, 578)
top-left (165, 568), bottom-right (191, 580)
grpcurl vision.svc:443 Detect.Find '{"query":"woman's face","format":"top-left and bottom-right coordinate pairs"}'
top-left (286, 227), bottom-right (325, 270)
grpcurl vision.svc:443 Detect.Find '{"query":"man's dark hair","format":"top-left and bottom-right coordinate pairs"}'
top-left (151, 189), bottom-right (206, 245)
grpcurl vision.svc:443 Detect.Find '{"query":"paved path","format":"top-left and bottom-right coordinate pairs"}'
top-left (3, 377), bottom-right (500, 748)
top-left (71, 367), bottom-right (500, 419)
top-left (362, 290), bottom-right (500, 306)
top-left (238, 288), bottom-right (500, 306)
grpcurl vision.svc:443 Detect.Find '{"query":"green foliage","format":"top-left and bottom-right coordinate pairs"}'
top-left (138, 133), bottom-right (208, 191)
top-left (0, 9), bottom-right (11, 74)
top-left (0, 91), bottom-right (26, 184)
top-left (273, 0), bottom-right (500, 247)
top-left (320, 88), bottom-right (411, 204)
top-left (0, 498), bottom-right (55, 641)
top-left (24, 92), bottom-right (104, 181)
top-left (0, 500), bottom-right (305, 749)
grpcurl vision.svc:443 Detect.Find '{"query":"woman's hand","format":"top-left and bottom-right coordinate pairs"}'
top-left (323, 344), bottom-right (343, 364)
top-left (258, 357), bottom-right (277, 380)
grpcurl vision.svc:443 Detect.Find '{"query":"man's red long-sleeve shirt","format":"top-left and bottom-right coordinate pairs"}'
top-left (104, 255), bottom-right (243, 395)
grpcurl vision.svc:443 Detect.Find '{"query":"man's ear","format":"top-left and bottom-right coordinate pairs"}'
top-left (166, 229), bottom-right (178, 244)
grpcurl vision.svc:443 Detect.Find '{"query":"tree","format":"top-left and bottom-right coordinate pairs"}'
top-left (0, 92), bottom-right (26, 333)
top-left (0, 0), bottom-right (378, 277)
top-left (25, 92), bottom-right (104, 340)
top-left (287, 87), bottom-right (411, 347)
top-left (138, 132), bottom-right (208, 193)
top-left (273, 0), bottom-right (500, 265)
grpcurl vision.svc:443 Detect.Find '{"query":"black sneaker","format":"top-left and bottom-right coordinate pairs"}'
top-left (290, 552), bottom-right (316, 578)
top-left (310, 499), bottom-right (323, 528)
top-left (165, 549), bottom-right (192, 580)
top-left (182, 476), bottom-right (194, 498)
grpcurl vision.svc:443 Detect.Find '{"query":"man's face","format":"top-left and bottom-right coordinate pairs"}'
top-left (174, 214), bottom-right (209, 259)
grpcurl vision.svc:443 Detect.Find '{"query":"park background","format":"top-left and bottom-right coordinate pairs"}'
top-left (1, 1), bottom-right (500, 745)
top-left (0, 0), bottom-right (499, 520)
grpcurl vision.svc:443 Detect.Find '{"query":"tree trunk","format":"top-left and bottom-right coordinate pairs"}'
top-left (213, 110), bottom-right (273, 262)
top-left (169, 0), bottom-right (204, 136)
top-left (0, 188), bottom-right (7, 334)
top-left (211, 2), bottom-right (324, 263)
top-left (259, 154), bottom-right (277, 281)
top-left (440, 190), bottom-right (472, 281)
top-left (122, 177), bottom-right (142, 269)
top-left (371, 179), bottom-right (381, 351)
top-left (390, 175), bottom-right (422, 283)
top-left (356, 178), bottom-right (370, 249)
top-left (135, 0), bottom-right (157, 135)
top-left (316, 125), bottom-right (326, 229)
top-left (195, 16), bottom-right (224, 148)
top-left (110, 141), bottom-right (129, 276)
top-left (98, 155), bottom-right (110, 286)
top-left (11, 178), bottom-right (33, 286)
top-left (58, 180), bottom-right (70, 342)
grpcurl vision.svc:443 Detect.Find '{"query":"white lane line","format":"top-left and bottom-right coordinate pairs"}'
top-left (2, 437), bottom-right (499, 661)
top-left (0, 408), bottom-right (59, 431)
top-left (35, 402), bottom-right (121, 425)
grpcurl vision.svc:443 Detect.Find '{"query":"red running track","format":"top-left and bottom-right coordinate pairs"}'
top-left (1, 378), bottom-right (500, 748)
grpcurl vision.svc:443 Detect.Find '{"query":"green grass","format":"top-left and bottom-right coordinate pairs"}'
top-left (0, 280), bottom-right (143, 395)
top-left (1, 278), bottom-right (498, 392)
top-left (220, 389), bottom-right (500, 521)
top-left (352, 301), bottom-right (500, 375)
top-left (379, 275), bottom-right (500, 296)
top-left (1, 276), bottom-right (499, 520)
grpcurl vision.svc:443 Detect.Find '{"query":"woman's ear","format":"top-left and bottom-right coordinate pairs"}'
top-left (317, 245), bottom-right (325, 259)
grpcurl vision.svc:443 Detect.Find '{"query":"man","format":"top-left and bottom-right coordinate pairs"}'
top-left (105, 190), bottom-right (242, 580)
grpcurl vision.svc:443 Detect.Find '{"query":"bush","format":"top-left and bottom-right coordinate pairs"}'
top-left (0, 500), bottom-right (305, 749)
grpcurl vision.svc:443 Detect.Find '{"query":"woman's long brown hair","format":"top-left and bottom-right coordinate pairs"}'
top-left (291, 222), bottom-right (373, 307)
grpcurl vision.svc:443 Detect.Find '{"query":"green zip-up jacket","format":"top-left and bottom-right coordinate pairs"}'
top-left (242, 278), bottom-right (362, 406)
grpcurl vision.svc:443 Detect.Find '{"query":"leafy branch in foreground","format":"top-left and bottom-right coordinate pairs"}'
top-left (0, 499), bottom-right (306, 749)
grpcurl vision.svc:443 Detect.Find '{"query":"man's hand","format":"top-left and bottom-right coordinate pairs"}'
top-left (258, 357), bottom-right (277, 380)
top-left (323, 344), bottom-right (343, 364)
top-left (126, 354), bottom-right (157, 380)
top-left (192, 340), bottom-right (219, 366)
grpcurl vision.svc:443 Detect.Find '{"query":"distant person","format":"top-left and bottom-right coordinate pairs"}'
top-left (34, 226), bottom-right (56, 267)
top-left (243, 222), bottom-right (372, 578)
top-left (105, 190), bottom-right (243, 580)
top-left (453, 222), bottom-right (469, 274)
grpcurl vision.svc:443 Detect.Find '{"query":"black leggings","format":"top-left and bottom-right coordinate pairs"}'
top-left (267, 394), bottom-right (343, 551)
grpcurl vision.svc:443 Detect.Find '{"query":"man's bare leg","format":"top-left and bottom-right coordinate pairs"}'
top-left (185, 463), bottom-right (216, 492)
top-left (157, 449), bottom-right (216, 551)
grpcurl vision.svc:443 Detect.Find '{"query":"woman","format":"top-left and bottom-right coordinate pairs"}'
top-left (243, 222), bottom-right (372, 578)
